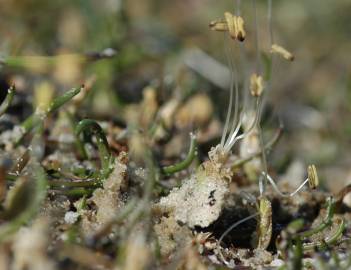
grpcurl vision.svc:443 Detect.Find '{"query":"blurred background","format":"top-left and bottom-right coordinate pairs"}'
top-left (0, 0), bottom-right (350, 192)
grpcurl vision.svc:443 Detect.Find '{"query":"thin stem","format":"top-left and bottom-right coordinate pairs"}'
top-left (224, 116), bottom-right (242, 152)
top-left (65, 111), bottom-right (88, 159)
top-left (235, 0), bottom-right (241, 16)
top-left (49, 179), bottom-right (101, 188)
top-left (232, 98), bottom-right (262, 142)
top-left (231, 126), bottom-right (282, 168)
top-left (224, 97), bottom-right (262, 151)
top-left (219, 211), bottom-right (255, 241)
top-left (302, 217), bottom-right (344, 251)
top-left (262, 172), bottom-right (309, 198)
top-left (218, 212), bottom-right (259, 264)
top-left (252, 0), bottom-right (261, 73)
top-left (221, 35), bottom-right (235, 147)
top-left (51, 187), bottom-right (95, 198)
top-left (124, 147), bottom-right (158, 235)
top-left (7, 170), bottom-right (101, 190)
top-left (21, 86), bottom-right (82, 133)
top-left (0, 84), bottom-right (15, 117)
top-left (162, 133), bottom-right (197, 175)
top-left (3, 51), bottom-right (116, 71)
top-left (229, 43), bottom-right (240, 145)
top-left (258, 123), bottom-right (269, 196)
top-left (267, 0), bottom-right (274, 46)
top-left (222, 38), bottom-right (241, 150)
top-left (298, 197), bottom-right (335, 238)
top-left (292, 237), bottom-right (303, 270)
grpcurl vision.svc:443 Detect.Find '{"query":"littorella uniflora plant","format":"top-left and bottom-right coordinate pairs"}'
top-left (156, 8), bottom-right (263, 228)
top-left (157, 1), bottom-right (318, 243)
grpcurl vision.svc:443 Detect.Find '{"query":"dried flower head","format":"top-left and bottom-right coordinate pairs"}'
top-left (250, 73), bottom-right (264, 97)
top-left (233, 15), bottom-right (246, 41)
top-left (271, 44), bottom-right (294, 61)
top-left (210, 12), bottom-right (246, 41)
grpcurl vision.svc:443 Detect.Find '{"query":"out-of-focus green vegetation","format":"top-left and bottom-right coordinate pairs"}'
top-left (1, 1), bottom-right (350, 186)
top-left (0, 1), bottom-right (351, 269)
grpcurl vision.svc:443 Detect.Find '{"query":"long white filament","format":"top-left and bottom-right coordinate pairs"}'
top-left (224, 97), bottom-right (262, 152)
top-left (262, 172), bottom-right (310, 197)
top-left (221, 45), bottom-right (241, 150)
top-left (259, 0), bottom-right (275, 196)
top-left (218, 212), bottom-right (259, 265)
top-left (252, 0), bottom-right (261, 73)
top-left (221, 34), bottom-right (240, 149)
top-left (220, 52), bottom-right (234, 146)
top-left (231, 44), bottom-right (240, 144)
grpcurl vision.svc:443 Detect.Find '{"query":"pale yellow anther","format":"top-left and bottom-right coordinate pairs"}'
top-left (250, 73), bottom-right (264, 97)
top-left (234, 16), bottom-right (246, 41)
top-left (224, 12), bottom-right (236, 40)
top-left (210, 12), bottom-right (246, 42)
top-left (209, 20), bottom-right (228, 32)
top-left (307, 164), bottom-right (319, 189)
top-left (271, 44), bottom-right (294, 61)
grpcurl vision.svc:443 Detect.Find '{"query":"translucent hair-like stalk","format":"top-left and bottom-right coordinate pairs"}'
top-left (217, 212), bottom-right (259, 265)
top-left (220, 35), bottom-right (240, 150)
top-left (218, 0), bottom-right (266, 158)
top-left (261, 164), bottom-right (319, 197)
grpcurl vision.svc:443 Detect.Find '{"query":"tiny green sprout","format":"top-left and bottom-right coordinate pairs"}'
top-left (49, 178), bottom-right (101, 189)
top-left (297, 196), bottom-right (335, 238)
top-left (302, 217), bottom-right (345, 252)
top-left (52, 187), bottom-right (95, 198)
top-left (261, 164), bottom-right (320, 197)
top-left (21, 85), bottom-right (82, 133)
top-left (277, 197), bottom-right (344, 264)
top-left (162, 133), bottom-right (197, 175)
top-left (286, 219), bottom-right (305, 235)
top-left (0, 84), bottom-right (15, 117)
top-left (65, 111), bottom-right (88, 159)
top-left (276, 218), bottom-right (304, 260)
top-left (76, 119), bottom-right (112, 180)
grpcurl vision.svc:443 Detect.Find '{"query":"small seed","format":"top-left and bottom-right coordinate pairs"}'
top-left (250, 73), bottom-right (264, 97)
top-left (271, 44), bottom-right (294, 61)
